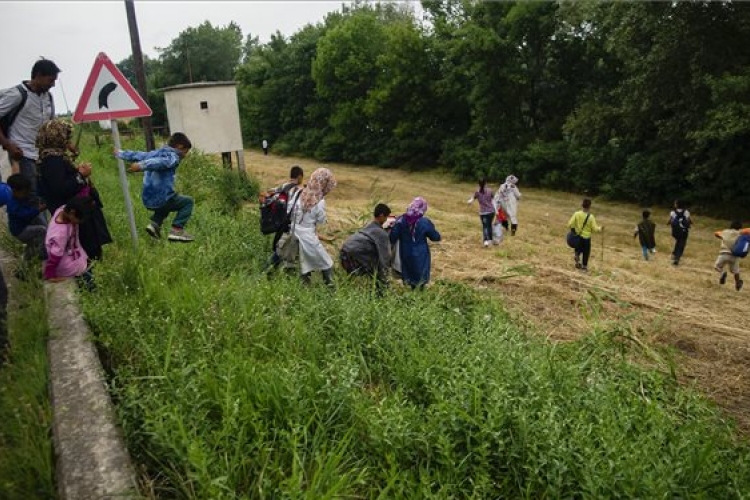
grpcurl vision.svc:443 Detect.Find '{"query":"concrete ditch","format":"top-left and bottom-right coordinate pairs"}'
top-left (45, 280), bottom-right (139, 499)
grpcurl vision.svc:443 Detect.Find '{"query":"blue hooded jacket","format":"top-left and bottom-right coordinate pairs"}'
top-left (117, 146), bottom-right (182, 209)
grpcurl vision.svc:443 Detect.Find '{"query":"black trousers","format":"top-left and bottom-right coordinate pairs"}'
top-left (576, 238), bottom-right (592, 267)
top-left (672, 235), bottom-right (688, 262)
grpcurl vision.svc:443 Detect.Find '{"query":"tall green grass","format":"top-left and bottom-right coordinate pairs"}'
top-left (80, 144), bottom-right (750, 498)
top-left (0, 249), bottom-right (55, 499)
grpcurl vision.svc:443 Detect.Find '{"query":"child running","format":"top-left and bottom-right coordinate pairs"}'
top-left (633, 209), bottom-right (656, 260)
top-left (115, 132), bottom-right (194, 242)
top-left (467, 177), bottom-right (495, 247)
top-left (714, 220), bottom-right (750, 292)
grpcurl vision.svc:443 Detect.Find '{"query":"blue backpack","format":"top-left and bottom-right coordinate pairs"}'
top-left (732, 233), bottom-right (750, 258)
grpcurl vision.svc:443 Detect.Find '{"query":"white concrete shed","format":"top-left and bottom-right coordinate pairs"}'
top-left (162, 81), bottom-right (245, 172)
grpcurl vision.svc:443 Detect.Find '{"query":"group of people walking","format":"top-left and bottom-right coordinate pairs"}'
top-left (263, 166), bottom-right (442, 291)
top-left (467, 175), bottom-right (521, 247)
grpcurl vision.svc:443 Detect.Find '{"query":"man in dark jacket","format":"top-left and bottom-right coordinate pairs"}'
top-left (340, 204), bottom-right (392, 291)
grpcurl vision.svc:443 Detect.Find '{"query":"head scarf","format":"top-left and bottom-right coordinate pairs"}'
top-left (36, 119), bottom-right (73, 161)
top-left (404, 197), bottom-right (428, 226)
top-left (500, 174), bottom-right (519, 194)
top-left (300, 168), bottom-right (337, 212)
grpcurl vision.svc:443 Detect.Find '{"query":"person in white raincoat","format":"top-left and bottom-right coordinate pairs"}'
top-left (493, 175), bottom-right (522, 236)
top-left (290, 167), bottom-right (337, 285)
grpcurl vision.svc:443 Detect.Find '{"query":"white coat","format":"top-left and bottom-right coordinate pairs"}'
top-left (494, 183), bottom-right (522, 225)
top-left (291, 199), bottom-right (333, 274)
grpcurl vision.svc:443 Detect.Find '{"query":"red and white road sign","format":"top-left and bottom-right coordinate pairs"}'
top-left (73, 52), bottom-right (152, 123)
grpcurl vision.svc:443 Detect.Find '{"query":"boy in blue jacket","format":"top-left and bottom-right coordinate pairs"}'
top-left (6, 174), bottom-right (46, 266)
top-left (115, 132), bottom-right (194, 242)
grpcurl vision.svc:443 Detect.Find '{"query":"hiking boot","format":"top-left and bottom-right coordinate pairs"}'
top-left (719, 271), bottom-right (728, 285)
top-left (736, 280), bottom-right (744, 292)
top-left (168, 228), bottom-right (195, 242)
top-left (574, 255), bottom-right (582, 269)
top-left (145, 222), bottom-right (161, 239)
top-left (581, 266), bottom-right (588, 272)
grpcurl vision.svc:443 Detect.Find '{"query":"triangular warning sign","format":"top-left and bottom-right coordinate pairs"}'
top-left (73, 52), bottom-right (152, 123)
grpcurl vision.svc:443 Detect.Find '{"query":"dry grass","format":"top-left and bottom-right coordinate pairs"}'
top-left (243, 150), bottom-right (750, 433)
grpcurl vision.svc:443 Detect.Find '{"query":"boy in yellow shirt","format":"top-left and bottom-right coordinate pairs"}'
top-left (568, 198), bottom-right (602, 272)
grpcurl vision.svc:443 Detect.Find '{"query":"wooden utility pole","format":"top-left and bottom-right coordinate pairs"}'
top-left (124, 0), bottom-right (155, 150)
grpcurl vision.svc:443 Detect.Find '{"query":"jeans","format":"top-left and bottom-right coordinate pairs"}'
top-left (480, 213), bottom-right (494, 242)
top-left (15, 225), bottom-right (47, 262)
top-left (151, 194), bottom-right (194, 229)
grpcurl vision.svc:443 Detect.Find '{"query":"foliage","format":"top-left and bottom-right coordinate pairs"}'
top-left (76, 146), bottom-right (750, 498)
top-left (0, 260), bottom-right (54, 499)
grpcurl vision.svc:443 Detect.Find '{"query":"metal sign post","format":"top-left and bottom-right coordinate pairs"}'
top-left (73, 52), bottom-right (153, 250)
top-left (111, 120), bottom-right (139, 248)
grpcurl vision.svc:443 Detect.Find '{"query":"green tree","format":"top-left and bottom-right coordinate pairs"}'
top-left (157, 21), bottom-right (243, 86)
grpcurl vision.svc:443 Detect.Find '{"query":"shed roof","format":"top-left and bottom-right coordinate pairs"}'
top-left (161, 81), bottom-right (237, 92)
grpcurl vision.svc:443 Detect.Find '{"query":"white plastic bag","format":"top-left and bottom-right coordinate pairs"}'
top-left (492, 222), bottom-right (504, 245)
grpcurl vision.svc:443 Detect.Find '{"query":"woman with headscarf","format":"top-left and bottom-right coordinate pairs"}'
top-left (289, 167), bottom-right (337, 285)
top-left (389, 197), bottom-right (442, 289)
top-left (493, 175), bottom-right (522, 236)
top-left (36, 119), bottom-right (112, 261)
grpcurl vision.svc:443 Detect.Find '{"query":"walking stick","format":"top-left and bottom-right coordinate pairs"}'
top-left (601, 227), bottom-right (605, 265)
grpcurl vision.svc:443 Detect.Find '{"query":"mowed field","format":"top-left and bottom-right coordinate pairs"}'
top-left (244, 150), bottom-right (749, 433)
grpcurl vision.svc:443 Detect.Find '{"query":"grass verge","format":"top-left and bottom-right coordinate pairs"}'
top-left (0, 242), bottom-right (55, 500)
top-left (74, 143), bottom-right (750, 498)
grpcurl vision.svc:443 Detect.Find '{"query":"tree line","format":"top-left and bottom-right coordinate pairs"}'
top-left (118, 1), bottom-right (750, 218)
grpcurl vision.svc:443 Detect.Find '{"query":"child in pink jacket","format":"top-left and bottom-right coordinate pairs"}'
top-left (44, 196), bottom-right (95, 290)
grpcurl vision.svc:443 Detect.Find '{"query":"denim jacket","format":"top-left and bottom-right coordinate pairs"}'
top-left (118, 146), bottom-right (181, 209)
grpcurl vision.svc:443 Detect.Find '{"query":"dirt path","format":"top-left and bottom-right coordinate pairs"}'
top-left (244, 151), bottom-right (750, 433)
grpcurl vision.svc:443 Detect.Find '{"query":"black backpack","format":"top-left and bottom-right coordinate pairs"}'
top-left (259, 184), bottom-right (299, 235)
top-left (0, 84), bottom-right (28, 137)
top-left (671, 210), bottom-right (691, 237)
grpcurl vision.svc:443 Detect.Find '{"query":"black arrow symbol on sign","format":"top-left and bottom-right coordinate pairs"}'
top-left (98, 82), bottom-right (118, 109)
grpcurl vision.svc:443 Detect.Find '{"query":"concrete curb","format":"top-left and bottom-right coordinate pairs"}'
top-left (46, 280), bottom-right (139, 500)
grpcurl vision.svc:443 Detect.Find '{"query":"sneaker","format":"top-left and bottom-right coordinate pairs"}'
top-left (483, 240), bottom-right (490, 247)
top-left (574, 255), bottom-right (581, 269)
top-left (168, 228), bottom-right (194, 242)
top-left (145, 222), bottom-right (161, 239)
top-left (737, 280), bottom-right (744, 292)
top-left (719, 271), bottom-right (728, 285)
top-left (581, 266), bottom-right (588, 272)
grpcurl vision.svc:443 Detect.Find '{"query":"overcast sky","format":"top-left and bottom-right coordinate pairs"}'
top-left (0, 1), bottom-right (356, 114)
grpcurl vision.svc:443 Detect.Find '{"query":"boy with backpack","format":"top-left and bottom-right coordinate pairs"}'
top-left (115, 132), bottom-right (194, 242)
top-left (714, 220), bottom-right (750, 292)
top-left (667, 200), bottom-right (692, 266)
top-left (261, 165), bottom-right (304, 273)
top-left (633, 209), bottom-right (657, 261)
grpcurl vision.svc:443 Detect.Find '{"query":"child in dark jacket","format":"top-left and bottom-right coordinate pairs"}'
top-left (634, 210), bottom-right (657, 260)
top-left (115, 132), bottom-right (194, 242)
top-left (6, 174), bottom-right (46, 265)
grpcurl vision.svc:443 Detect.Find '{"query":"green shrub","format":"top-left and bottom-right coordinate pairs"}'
top-left (78, 146), bottom-right (750, 498)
